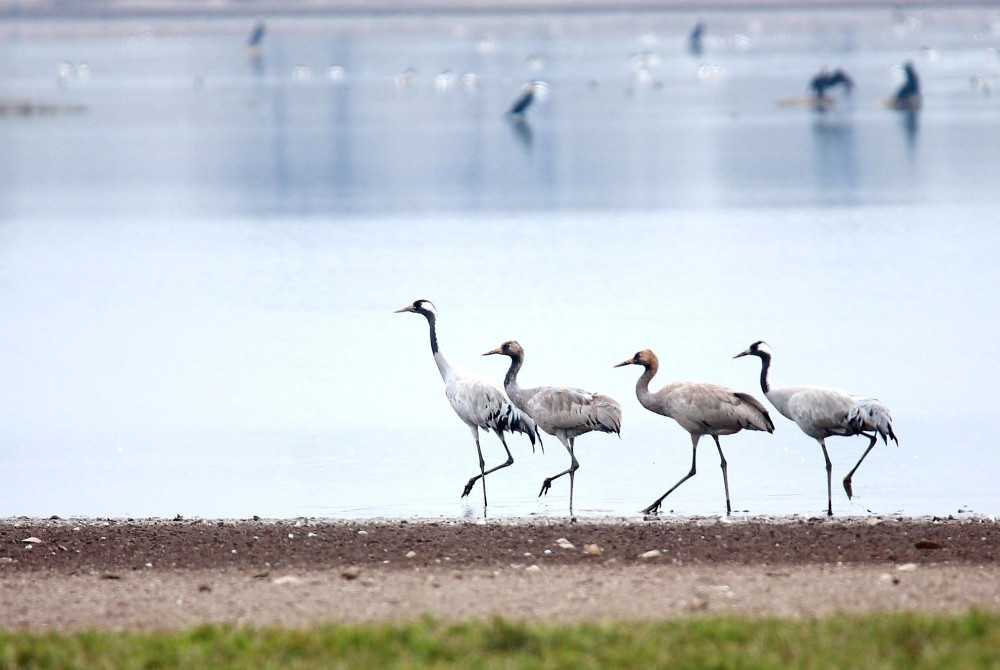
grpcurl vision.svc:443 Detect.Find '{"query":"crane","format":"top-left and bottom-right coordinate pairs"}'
top-left (735, 341), bottom-right (898, 516)
top-left (483, 340), bottom-right (622, 514)
top-left (395, 300), bottom-right (540, 508)
top-left (615, 349), bottom-right (773, 515)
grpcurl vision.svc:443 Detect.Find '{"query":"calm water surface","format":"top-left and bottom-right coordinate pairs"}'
top-left (0, 7), bottom-right (998, 519)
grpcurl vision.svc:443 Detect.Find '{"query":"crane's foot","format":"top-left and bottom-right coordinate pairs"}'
top-left (538, 478), bottom-right (553, 497)
top-left (642, 502), bottom-right (662, 516)
top-left (461, 477), bottom-right (478, 498)
top-left (843, 476), bottom-right (854, 500)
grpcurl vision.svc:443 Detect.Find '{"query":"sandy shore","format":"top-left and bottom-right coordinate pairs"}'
top-left (2, 516), bottom-right (998, 630)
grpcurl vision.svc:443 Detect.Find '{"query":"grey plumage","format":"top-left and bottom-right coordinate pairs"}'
top-left (484, 340), bottom-right (622, 514)
top-left (735, 340), bottom-right (898, 516)
top-left (396, 300), bottom-right (540, 508)
top-left (615, 349), bottom-right (773, 515)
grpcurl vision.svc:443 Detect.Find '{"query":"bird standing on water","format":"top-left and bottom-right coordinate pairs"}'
top-left (615, 349), bottom-right (773, 516)
top-left (395, 300), bottom-right (540, 508)
top-left (734, 341), bottom-right (897, 516)
top-left (506, 81), bottom-right (541, 117)
top-left (891, 61), bottom-right (921, 110)
top-left (809, 66), bottom-right (854, 108)
top-left (484, 340), bottom-right (622, 515)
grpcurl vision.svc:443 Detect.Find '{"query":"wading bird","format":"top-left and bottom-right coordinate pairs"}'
top-left (810, 66), bottom-right (854, 107)
top-left (506, 81), bottom-right (540, 117)
top-left (735, 341), bottom-right (898, 516)
top-left (483, 340), bottom-right (622, 514)
top-left (395, 300), bottom-right (540, 508)
top-left (891, 61), bottom-right (921, 110)
top-left (615, 349), bottom-right (773, 515)
top-left (246, 21), bottom-right (266, 57)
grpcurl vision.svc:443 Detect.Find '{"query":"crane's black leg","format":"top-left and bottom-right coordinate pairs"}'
top-left (462, 431), bottom-right (515, 499)
top-left (843, 433), bottom-right (878, 499)
top-left (539, 437), bottom-right (579, 513)
top-left (819, 439), bottom-right (833, 516)
top-left (460, 430), bottom-right (489, 507)
top-left (712, 435), bottom-right (732, 516)
top-left (643, 435), bottom-right (700, 515)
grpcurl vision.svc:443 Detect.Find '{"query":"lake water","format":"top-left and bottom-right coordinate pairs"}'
top-left (1, 7), bottom-right (998, 520)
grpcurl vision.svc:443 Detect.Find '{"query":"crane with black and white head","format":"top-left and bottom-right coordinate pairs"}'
top-left (483, 340), bottom-right (622, 515)
top-left (395, 300), bottom-right (540, 508)
top-left (735, 341), bottom-right (898, 516)
top-left (615, 349), bottom-right (773, 516)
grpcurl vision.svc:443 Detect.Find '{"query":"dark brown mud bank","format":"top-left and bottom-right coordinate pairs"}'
top-left (1, 516), bottom-right (996, 574)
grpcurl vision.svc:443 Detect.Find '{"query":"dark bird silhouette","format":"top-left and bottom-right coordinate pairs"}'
top-left (810, 67), bottom-right (854, 99)
top-left (688, 22), bottom-right (705, 56)
top-left (506, 82), bottom-right (540, 117)
top-left (892, 61), bottom-right (921, 110)
top-left (247, 21), bottom-right (266, 49)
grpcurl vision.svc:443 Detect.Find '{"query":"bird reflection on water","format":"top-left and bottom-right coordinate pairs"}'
top-left (508, 116), bottom-right (533, 150)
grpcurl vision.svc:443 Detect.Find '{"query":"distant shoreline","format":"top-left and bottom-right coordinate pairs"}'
top-left (0, 0), bottom-right (995, 20)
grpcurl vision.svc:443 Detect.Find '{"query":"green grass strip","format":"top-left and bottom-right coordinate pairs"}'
top-left (2, 611), bottom-right (1000, 670)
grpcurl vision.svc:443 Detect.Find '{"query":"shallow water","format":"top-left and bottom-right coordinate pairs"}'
top-left (0, 7), bottom-right (998, 519)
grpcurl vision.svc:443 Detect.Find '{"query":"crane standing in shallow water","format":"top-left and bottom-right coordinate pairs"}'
top-left (734, 341), bottom-right (898, 516)
top-left (395, 300), bottom-right (540, 508)
top-left (615, 349), bottom-right (773, 516)
top-left (484, 340), bottom-right (622, 515)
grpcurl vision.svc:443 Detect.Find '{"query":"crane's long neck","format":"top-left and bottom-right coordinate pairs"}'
top-left (421, 311), bottom-right (450, 380)
top-left (757, 352), bottom-right (772, 395)
top-left (502, 353), bottom-right (524, 404)
top-left (635, 363), bottom-right (657, 409)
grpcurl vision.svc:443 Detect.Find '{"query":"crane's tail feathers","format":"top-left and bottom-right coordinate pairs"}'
top-left (733, 392), bottom-right (775, 433)
top-left (849, 399), bottom-right (897, 446)
top-left (498, 403), bottom-right (542, 451)
top-left (593, 397), bottom-right (623, 435)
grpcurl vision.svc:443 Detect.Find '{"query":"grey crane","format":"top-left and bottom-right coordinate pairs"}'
top-left (395, 300), bottom-right (540, 508)
top-left (615, 349), bottom-right (774, 516)
top-left (735, 341), bottom-right (898, 516)
top-left (483, 340), bottom-right (622, 514)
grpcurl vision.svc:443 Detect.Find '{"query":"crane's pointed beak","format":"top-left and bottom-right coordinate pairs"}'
top-left (733, 349), bottom-right (751, 359)
top-left (613, 359), bottom-right (634, 368)
top-left (394, 305), bottom-right (415, 313)
top-left (482, 347), bottom-right (503, 356)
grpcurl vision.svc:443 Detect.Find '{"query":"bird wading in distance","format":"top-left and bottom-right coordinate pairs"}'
top-left (395, 300), bottom-right (540, 508)
top-left (735, 341), bottom-right (898, 516)
top-left (615, 349), bottom-right (773, 516)
top-left (891, 61), bottom-right (921, 110)
top-left (484, 340), bottom-right (622, 515)
top-left (506, 81), bottom-right (541, 117)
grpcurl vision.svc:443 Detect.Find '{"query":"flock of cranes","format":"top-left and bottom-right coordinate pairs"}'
top-left (397, 299), bottom-right (898, 517)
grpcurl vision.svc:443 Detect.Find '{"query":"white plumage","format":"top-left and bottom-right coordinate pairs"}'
top-left (484, 340), bottom-right (622, 514)
top-left (616, 349), bottom-right (774, 516)
top-left (395, 300), bottom-right (540, 507)
top-left (735, 341), bottom-right (898, 516)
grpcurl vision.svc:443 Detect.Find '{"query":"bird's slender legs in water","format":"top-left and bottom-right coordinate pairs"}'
top-left (461, 430), bottom-right (515, 506)
top-left (539, 436), bottom-right (580, 513)
top-left (819, 439), bottom-right (834, 516)
top-left (643, 435), bottom-right (700, 516)
top-left (843, 433), bottom-right (878, 499)
top-left (712, 435), bottom-right (732, 516)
